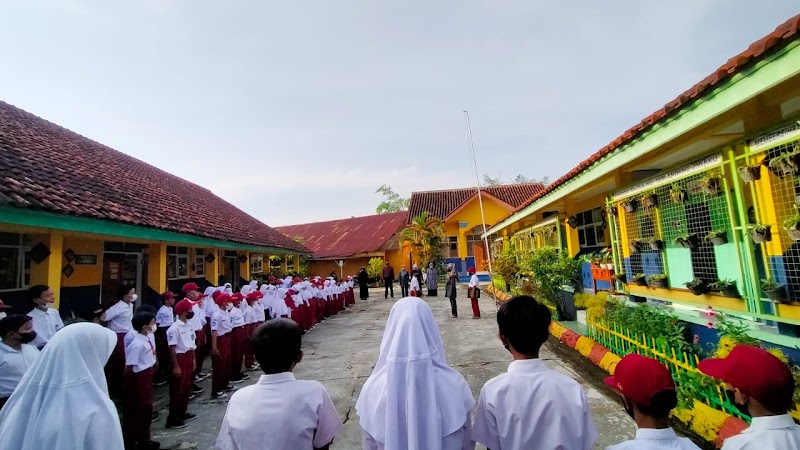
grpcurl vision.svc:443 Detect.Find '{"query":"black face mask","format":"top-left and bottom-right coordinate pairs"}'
top-left (725, 390), bottom-right (750, 417)
top-left (18, 331), bottom-right (37, 344)
top-left (186, 312), bottom-right (195, 320)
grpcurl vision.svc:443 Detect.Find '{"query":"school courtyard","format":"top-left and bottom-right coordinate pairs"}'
top-left (149, 288), bottom-right (642, 450)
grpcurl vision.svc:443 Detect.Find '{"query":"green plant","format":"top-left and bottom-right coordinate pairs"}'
top-left (604, 301), bottom-right (692, 352)
top-left (633, 273), bottom-right (646, 280)
top-left (762, 279), bottom-right (783, 291)
top-left (493, 247), bottom-right (520, 292)
top-left (669, 183), bottom-right (687, 204)
top-left (650, 274), bottom-right (668, 281)
top-left (783, 211), bottom-right (800, 230)
top-left (706, 229), bottom-right (726, 240)
top-left (714, 314), bottom-right (759, 347)
top-left (398, 212), bottom-right (445, 267)
top-left (523, 247), bottom-right (585, 320)
top-left (366, 257), bottom-right (384, 281)
top-left (573, 292), bottom-right (590, 310)
top-left (675, 371), bottom-right (719, 410)
top-left (709, 279), bottom-right (735, 289)
top-left (747, 223), bottom-right (770, 235)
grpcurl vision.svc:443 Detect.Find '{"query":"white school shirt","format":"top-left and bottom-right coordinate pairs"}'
top-left (188, 304), bottom-right (207, 332)
top-left (606, 428), bottom-right (700, 450)
top-left (216, 372), bottom-right (343, 450)
top-left (27, 307), bottom-right (64, 348)
top-left (124, 329), bottom-right (156, 351)
top-left (229, 307), bottom-right (245, 328)
top-left (166, 320), bottom-right (197, 354)
top-left (721, 414), bottom-right (800, 450)
top-left (155, 305), bottom-right (174, 328)
top-left (211, 310), bottom-right (232, 336)
top-left (469, 274), bottom-right (479, 288)
top-left (252, 303), bottom-right (266, 322)
top-left (361, 415), bottom-right (474, 450)
top-left (243, 304), bottom-right (257, 325)
top-left (125, 332), bottom-right (157, 373)
top-left (0, 341), bottom-right (40, 397)
top-left (409, 276), bottom-right (420, 292)
top-left (104, 300), bottom-right (134, 333)
top-left (471, 358), bottom-right (597, 450)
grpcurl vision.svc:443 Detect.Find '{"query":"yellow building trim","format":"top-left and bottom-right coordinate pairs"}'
top-left (146, 243), bottom-right (167, 294)
top-left (626, 285), bottom-right (748, 312)
top-left (205, 248), bottom-right (219, 285)
top-left (30, 231), bottom-right (64, 306)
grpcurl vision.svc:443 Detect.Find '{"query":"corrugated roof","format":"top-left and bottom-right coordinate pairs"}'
top-left (408, 183), bottom-right (545, 220)
top-left (277, 211), bottom-right (409, 259)
top-left (0, 101), bottom-right (308, 253)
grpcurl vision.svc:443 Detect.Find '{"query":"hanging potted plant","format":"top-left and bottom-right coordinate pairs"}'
top-left (710, 279), bottom-right (740, 298)
top-left (705, 229), bottom-right (728, 246)
top-left (675, 233), bottom-right (698, 250)
top-left (669, 183), bottom-right (687, 205)
top-left (737, 163), bottom-right (761, 183)
top-left (640, 192), bottom-right (658, 209)
top-left (606, 204), bottom-right (618, 217)
top-left (762, 279), bottom-right (788, 303)
top-left (648, 236), bottom-right (664, 251)
top-left (621, 199), bottom-right (638, 214)
top-left (649, 274), bottom-right (669, 288)
top-left (768, 150), bottom-right (799, 178)
top-left (628, 239), bottom-right (642, 254)
top-left (782, 212), bottom-right (800, 241)
top-left (633, 273), bottom-right (647, 286)
top-left (612, 272), bottom-right (627, 283)
top-left (698, 173), bottom-right (721, 196)
top-left (746, 224), bottom-right (772, 243)
top-left (684, 278), bottom-right (709, 295)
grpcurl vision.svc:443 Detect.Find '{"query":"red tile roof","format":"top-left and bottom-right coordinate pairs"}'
top-left (502, 13), bottom-right (800, 223)
top-left (408, 184), bottom-right (545, 220)
top-left (0, 101), bottom-right (307, 253)
top-left (277, 211), bottom-right (409, 259)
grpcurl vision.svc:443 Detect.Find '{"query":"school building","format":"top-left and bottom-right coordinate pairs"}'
top-left (484, 15), bottom-right (800, 345)
top-left (277, 211), bottom-right (409, 278)
top-left (0, 101), bottom-right (309, 319)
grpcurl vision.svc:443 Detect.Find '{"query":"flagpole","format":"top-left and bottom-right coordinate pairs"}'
top-left (463, 111), bottom-right (498, 309)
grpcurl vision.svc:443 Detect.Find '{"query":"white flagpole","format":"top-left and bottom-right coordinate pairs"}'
top-left (463, 111), bottom-right (498, 308)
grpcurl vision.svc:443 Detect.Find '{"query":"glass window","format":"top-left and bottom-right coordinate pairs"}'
top-left (194, 248), bottom-right (206, 276)
top-left (167, 247), bottom-right (189, 280)
top-left (0, 234), bottom-right (31, 291)
top-left (250, 254), bottom-right (263, 275)
top-left (577, 207), bottom-right (607, 249)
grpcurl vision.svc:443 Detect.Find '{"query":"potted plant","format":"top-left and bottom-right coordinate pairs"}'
top-left (648, 236), bottom-right (664, 251)
top-left (669, 183), bottom-right (687, 205)
top-left (710, 279), bottom-right (740, 298)
top-left (737, 164), bottom-right (761, 183)
top-left (747, 223), bottom-right (772, 243)
top-left (698, 174), bottom-right (721, 196)
top-left (705, 229), bottom-right (728, 246)
top-left (675, 233), bottom-right (699, 250)
top-left (768, 150), bottom-right (799, 177)
top-left (649, 274), bottom-right (669, 288)
top-left (612, 272), bottom-right (627, 283)
top-left (628, 239), bottom-right (642, 254)
top-left (685, 278), bottom-right (709, 295)
top-left (633, 273), bottom-right (647, 286)
top-left (762, 279), bottom-right (788, 303)
top-left (782, 212), bottom-right (800, 241)
top-left (606, 205), bottom-right (618, 217)
top-left (622, 199), bottom-right (638, 214)
top-left (640, 192), bottom-right (658, 209)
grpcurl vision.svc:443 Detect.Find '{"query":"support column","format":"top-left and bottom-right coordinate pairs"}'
top-left (293, 254), bottom-right (300, 275)
top-left (205, 248), bottom-right (219, 286)
top-left (280, 254), bottom-right (288, 275)
top-left (30, 231), bottom-right (64, 306)
top-left (146, 243), bottom-right (167, 296)
top-left (239, 252), bottom-right (250, 282)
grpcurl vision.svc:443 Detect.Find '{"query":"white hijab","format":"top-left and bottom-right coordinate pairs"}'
top-left (355, 297), bottom-right (475, 450)
top-left (0, 323), bottom-right (123, 450)
top-left (204, 286), bottom-right (218, 314)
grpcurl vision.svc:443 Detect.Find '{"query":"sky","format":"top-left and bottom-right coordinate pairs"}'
top-left (0, 1), bottom-right (798, 226)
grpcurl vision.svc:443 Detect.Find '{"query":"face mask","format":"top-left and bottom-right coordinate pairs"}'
top-left (226, 304), bottom-right (233, 311)
top-left (0, 312), bottom-right (6, 320)
top-left (148, 325), bottom-right (157, 333)
top-left (45, 302), bottom-right (55, 309)
top-left (130, 294), bottom-right (138, 302)
top-left (725, 390), bottom-right (750, 417)
top-left (186, 312), bottom-right (195, 320)
top-left (18, 331), bottom-right (37, 344)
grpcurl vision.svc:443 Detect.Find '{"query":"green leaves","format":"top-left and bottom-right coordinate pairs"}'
top-left (375, 185), bottom-right (410, 214)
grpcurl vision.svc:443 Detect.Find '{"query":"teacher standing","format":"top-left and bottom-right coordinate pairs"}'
top-left (357, 267), bottom-right (370, 301)
top-left (425, 263), bottom-right (438, 297)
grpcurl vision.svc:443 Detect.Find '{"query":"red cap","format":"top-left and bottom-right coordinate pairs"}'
top-left (292, 277), bottom-right (303, 285)
top-left (214, 293), bottom-right (231, 306)
top-left (182, 282), bottom-right (199, 293)
top-left (272, 280), bottom-right (283, 286)
top-left (699, 345), bottom-right (793, 409)
top-left (603, 354), bottom-right (675, 406)
top-left (254, 291), bottom-right (264, 299)
top-left (230, 293), bottom-right (244, 303)
top-left (211, 290), bottom-right (223, 301)
top-left (160, 290), bottom-right (178, 299)
top-left (468, 267), bottom-right (476, 274)
top-left (174, 299), bottom-right (195, 316)
top-left (287, 289), bottom-right (297, 296)
top-left (246, 292), bottom-right (260, 302)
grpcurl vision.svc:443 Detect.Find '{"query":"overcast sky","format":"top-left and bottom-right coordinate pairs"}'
top-left (1, 1), bottom-right (798, 226)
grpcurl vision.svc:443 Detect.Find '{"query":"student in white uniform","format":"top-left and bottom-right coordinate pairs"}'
top-left (356, 297), bottom-right (475, 450)
top-left (154, 290), bottom-right (177, 384)
top-left (165, 299), bottom-right (198, 429)
top-left (123, 311), bottom-right (159, 450)
top-left (216, 318), bottom-right (343, 450)
top-left (699, 345), bottom-right (800, 450)
top-left (471, 295), bottom-right (597, 450)
top-left (26, 285), bottom-right (64, 349)
top-left (0, 315), bottom-right (40, 410)
top-left (604, 354), bottom-right (700, 450)
top-left (102, 284), bottom-right (137, 399)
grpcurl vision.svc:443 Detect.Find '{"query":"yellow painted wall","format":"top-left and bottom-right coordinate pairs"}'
top-left (29, 231), bottom-right (63, 304)
top-left (444, 196), bottom-right (513, 258)
top-left (61, 237), bottom-right (103, 287)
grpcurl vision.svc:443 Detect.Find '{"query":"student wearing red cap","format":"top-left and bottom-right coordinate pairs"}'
top-left (472, 295), bottom-right (597, 449)
top-left (165, 299), bottom-right (197, 429)
top-left (242, 292), bottom-right (260, 371)
top-left (187, 293), bottom-right (208, 393)
top-left (604, 354), bottom-right (700, 449)
top-left (468, 267), bottom-right (481, 319)
top-left (123, 311), bottom-right (159, 450)
top-left (154, 290), bottom-right (177, 386)
top-left (228, 293), bottom-right (250, 384)
top-left (210, 293), bottom-right (233, 399)
top-left (699, 345), bottom-right (800, 449)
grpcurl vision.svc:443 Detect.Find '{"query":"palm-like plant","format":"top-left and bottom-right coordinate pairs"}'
top-left (399, 212), bottom-right (446, 266)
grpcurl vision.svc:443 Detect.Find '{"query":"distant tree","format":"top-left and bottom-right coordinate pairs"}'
top-left (376, 185), bottom-right (410, 214)
top-left (482, 174), bottom-right (502, 186)
top-left (483, 174), bottom-right (551, 186)
top-left (399, 212), bottom-right (446, 267)
top-left (367, 257), bottom-right (384, 282)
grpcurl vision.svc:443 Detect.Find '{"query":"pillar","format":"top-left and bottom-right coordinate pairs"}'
top-left (205, 248), bottom-right (219, 285)
top-left (293, 254), bottom-right (300, 275)
top-left (30, 231), bottom-right (64, 306)
top-left (280, 254), bottom-right (288, 275)
top-left (146, 243), bottom-right (167, 295)
top-left (239, 251), bottom-right (250, 282)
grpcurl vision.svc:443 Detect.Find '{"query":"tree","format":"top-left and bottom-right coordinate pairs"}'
top-left (482, 174), bottom-right (551, 186)
top-left (375, 185), bottom-right (410, 214)
top-left (482, 174), bottom-right (502, 186)
top-left (493, 247), bottom-right (520, 292)
top-left (523, 247), bottom-right (585, 320)
top-left (399, 212), bottom-right (446, 267)
top-left (367, 257), bottom-right (384, 283)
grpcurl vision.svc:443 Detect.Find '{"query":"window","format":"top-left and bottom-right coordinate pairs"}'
top-left (466, 235), bottom-right (483, 257)
top-left (250, 254), bottom-right (263, 275)
top-left (167, 246), bottom-right (189, 280)
top-left (269, 255), bottom-right (282, 274)
top-left (577, 208), bottom-right (607, 248)
top-left (441, 236), bottom-right (459, 258)
top-left (194, 248), bottom-right (206, 276)
top-left (0, 233), bottom-right (32, 291)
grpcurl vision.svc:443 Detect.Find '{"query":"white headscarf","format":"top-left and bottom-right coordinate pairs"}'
top-left (204, 286), bottom-right (218, 314)
top-left (223, 283), bottom-right (233, 295)
top-left (355, 297), bottom-right (475, 450)
top-left (0, 323), bottom-right (123, 450)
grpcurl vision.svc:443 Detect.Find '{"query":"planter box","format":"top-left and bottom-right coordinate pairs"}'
top-left (670, 190), bottom-right (687, 205)
top-left (764, 285), bottom-right (788, 303)
top-left (707, 234), bottom-right (728, 246)
top-left (676, 235), bottom-right (699, 250)
top-left (788, 229), bottom-right (800, 242)
top-left (641, 194), bottom-right (658, 209)
top-left (650, 278), bottom-right (668, 289)
top-left (686, 282), bottom-right (709, 296)
top-left (622, 201), bottom-right (638, 213)
top-left (635, 277), bottom-right (648, 287)
top-left (648, 240), bottom-right (664, 251)
top-left (716, 285), bottom-right (740, 298)
top-left (750, 229), bottom-right (771, 244)
top-left (737, 165), bottom-right (761, 183)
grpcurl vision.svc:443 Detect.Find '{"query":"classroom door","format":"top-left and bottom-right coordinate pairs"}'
top-left (102, 252), bottom-right (142, 307)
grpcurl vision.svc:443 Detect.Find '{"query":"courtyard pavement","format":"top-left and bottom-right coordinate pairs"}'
top-left (150, 287), bottom-right (636, 449)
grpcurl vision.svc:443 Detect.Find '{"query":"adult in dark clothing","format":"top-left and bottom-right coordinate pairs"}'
top-left (445, 264), bottom-right (459, 318)
top-left (382, 261), bottom-right (395, 299)
top-left (426, 263), bottom-right (438, 297)
top-left (398, 266), bottom-right (410, 297)
top-left (357, 268), bottom-right (370, 300)
top-left (413, 265), bottom-right (424, 298)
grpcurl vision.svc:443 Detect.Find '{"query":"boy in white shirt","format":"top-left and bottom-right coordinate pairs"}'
top-left (26, 285), bottom-right (64, 349)
top-left (165, 299), bottom-right (197, 429)
top-left (699, 345), bottom-right (800, 450)
top-left (216, 318), bottom-right (343, 450)
top-left (604, 354), bottom-right (700, 450)
top-left (123, 311), bottom-right (159, 450)
top-left (467, 267), bottom-right (480, 319)
top-left (227, 293), bottom-right (249, 384)
top-left (0, 315), bottom-right (40, 410)
top-left (210, 292), bottom-right (234, 399)
top-left (471, 295), bottom-right (597, 450)
top-left (243, 292), bottom-right (259, 371)
top-left (154, 290), bottom-right (177, 385)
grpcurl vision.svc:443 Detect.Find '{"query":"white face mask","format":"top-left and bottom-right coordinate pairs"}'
top-left (0, 312), bottom-right (6, 320)
top-left (148, 325), bottom-right (157, 333)
top-left (226, 304), bottom-right (233, 311)
top-left (130, 294), bottom-right (138, 302)
top-left (45, 302), bottom-right (55, 309)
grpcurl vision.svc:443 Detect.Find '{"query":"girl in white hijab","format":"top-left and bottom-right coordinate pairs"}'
top-left (0, 322), bottom-right (124, 450)
top-left (356, 297), bottom-right (475, 450)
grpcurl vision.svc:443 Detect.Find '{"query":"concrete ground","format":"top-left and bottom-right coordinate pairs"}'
top-left (150, 287), bottom-right (636, 449)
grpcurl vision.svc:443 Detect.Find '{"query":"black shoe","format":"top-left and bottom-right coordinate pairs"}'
top-left (188, 394), bottom-right (196, 400)
top-left (153, 378), bottom-right (168, 387)
top-left (211, 391), bottom-right (228, 399)
top-left (165, 418), bottom-right (187, 429)
top-left (151, 411), bottom-right (160, 423)
top-left (182, 413), bottom-right (197, 422)
top-left (224, 385), bottom-right (236, 392)
top-left (146, 441), bottom-right (161, 450)
top-left (230, 377), bottom-right (246, 384)
top-left (191, 384), bottom-right (204, 394)
top-left (193, 375), bottom-right (203, 383)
